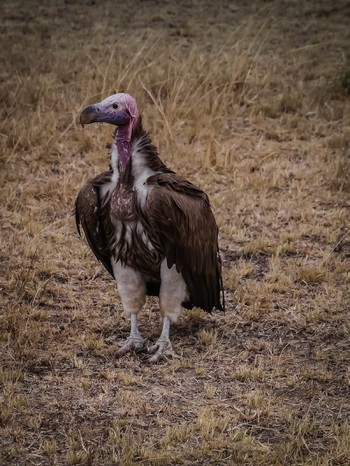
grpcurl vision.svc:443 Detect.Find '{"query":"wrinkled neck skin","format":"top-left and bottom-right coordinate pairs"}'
top-left (114, 124), bottom-right (132, 171)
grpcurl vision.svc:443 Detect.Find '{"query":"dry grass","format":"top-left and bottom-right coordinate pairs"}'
top-left (1, 0), bottom-right (350, 464)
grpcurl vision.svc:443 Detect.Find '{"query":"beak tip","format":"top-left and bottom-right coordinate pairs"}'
top-left (80, 105), bottom-right (98, 127)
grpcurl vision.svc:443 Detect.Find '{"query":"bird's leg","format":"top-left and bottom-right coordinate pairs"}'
top-left (147, 262), bottom-right (187, 363)
top-left (115, 313), bottom-right (145, 357)
top-left (112, 261), bottom-right (146, 358)
top-left (148, 316), bottom-right (179, 363)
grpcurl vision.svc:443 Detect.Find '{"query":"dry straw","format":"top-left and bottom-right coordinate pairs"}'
top-left (1, 1), bottom-right (350, 465)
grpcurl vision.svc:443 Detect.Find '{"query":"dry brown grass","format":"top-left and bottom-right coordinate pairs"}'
top-left (1, 0), bottom-right (350, 464)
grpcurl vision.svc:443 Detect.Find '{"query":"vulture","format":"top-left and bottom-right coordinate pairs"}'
top-left (75, 92), bottom-right (224, 362)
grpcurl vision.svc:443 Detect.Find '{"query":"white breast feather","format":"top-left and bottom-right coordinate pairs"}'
top-left (102, 138), bottom-right (158, 257)
top-left (100, 144), bottom-right (119, 198)
top-left (131, 139), bottom-right (157, 204)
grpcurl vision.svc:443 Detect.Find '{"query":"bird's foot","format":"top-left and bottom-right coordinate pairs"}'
top-left (115, 336), bottom-right (145, 358)
top-left (147, 339), bottom-right (179, 363)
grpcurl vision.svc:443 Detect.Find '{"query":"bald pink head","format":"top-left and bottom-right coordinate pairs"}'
top-left (79, 92), bottom-right (140, 169)
top-left (80, 92), bottom-right (139, 141)
top-left (119, 93), bottom-right (138, 120)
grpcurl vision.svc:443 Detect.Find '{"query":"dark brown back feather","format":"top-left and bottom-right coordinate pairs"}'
top-left (75, 171), bottom-right (114, 278)
top-left (143, 173), bottom-right (224, 312)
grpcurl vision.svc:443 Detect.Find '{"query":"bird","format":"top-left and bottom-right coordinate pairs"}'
top-left (75, 92), bottom-right (224, 363)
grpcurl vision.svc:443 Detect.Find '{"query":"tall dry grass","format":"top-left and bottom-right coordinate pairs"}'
top-left (1, 0), bottom-right (350, 465)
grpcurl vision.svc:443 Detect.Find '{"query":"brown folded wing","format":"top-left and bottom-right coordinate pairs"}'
top-left (144, 173), bottom-right (224, 312)
top-left (75, 171), bottom-right (114, 278)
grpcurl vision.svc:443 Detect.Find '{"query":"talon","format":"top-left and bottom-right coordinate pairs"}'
top-left (115, 336), bottom-right (145, 357)
top-left (147, 339), bottom-right (179, 363)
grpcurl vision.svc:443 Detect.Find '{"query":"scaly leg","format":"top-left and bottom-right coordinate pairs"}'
top-left (148, 316), bottom-right (179, 363)
top-left (112, 261), bottom-right (146, 357)
top-left (115, 313), bottom-right (145, 357)
top-left (147, 261), bottom-right (188, 363)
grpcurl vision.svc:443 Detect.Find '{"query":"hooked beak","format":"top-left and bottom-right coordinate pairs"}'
top-left (80, 105), bottom-right (98, 127)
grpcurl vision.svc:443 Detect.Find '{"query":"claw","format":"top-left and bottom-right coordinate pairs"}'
top-left (147, 339), bottom-right (179, 363)
top-left (115, 336), bottom-right (145, 357)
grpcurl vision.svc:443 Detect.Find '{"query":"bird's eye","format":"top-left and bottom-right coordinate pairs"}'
top-left (112, 103), bottom-right (119, 109)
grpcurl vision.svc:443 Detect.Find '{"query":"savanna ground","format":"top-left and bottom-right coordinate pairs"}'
top-left (1, 0), bottom-right (350, 464)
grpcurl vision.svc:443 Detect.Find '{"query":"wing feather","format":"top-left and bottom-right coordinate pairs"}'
top-left (144, 173), bottom-right (224, 312)
top-left (75, 171), bottom-right (114, 278)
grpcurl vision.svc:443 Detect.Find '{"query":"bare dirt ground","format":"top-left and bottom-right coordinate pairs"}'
top-left (1, 0), bottom-right (350, 464)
